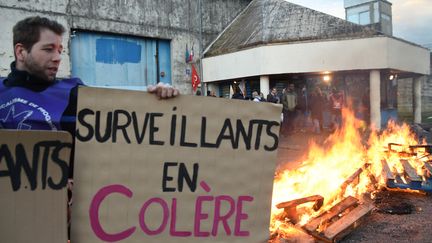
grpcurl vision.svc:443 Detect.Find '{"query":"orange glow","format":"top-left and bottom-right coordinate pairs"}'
top-left (270, 108), bottom-right (429, 236)
top-left (323, 75), bottom-right (331, 82)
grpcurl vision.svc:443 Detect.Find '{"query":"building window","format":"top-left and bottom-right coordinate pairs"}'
top-left (347, 11), bottom-right (370, 25)
top-left (359, 11), bottom-right (370, 25)
top-left (381, 13), bottom-right (391, 21)
top-left (347, 13), bottom-right (359, 24)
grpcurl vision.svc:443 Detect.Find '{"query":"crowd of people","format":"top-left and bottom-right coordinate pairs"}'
top-left (225, 83), bottom-right (364, 137)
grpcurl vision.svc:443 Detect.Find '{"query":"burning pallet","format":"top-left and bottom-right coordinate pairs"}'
top-left (387, 143), bottom-right (432, 157)
top-left (303, 196), bottom-right (374, 242)
top-left (275, 168), bottom-right (374, 242)
top-left (382, 144), bottom-right (432, 193)
top-left (275, 196), bottom-right (374, 243)
top-left (276, 195), bottom-right (324, 224)
top-left (381, 158), bottom-right (432, 193)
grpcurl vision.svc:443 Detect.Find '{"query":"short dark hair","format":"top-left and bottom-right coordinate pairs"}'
top-left (13, 16), bottom-right (65, 52)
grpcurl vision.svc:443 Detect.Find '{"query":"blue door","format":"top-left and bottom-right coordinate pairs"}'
top-left (71, 32), bottom-right (171, 90)
top-left (157, 40), bottom-right (171, 84)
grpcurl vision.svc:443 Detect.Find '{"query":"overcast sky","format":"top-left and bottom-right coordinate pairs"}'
top-left (285, 0), bottom-right (432, 49)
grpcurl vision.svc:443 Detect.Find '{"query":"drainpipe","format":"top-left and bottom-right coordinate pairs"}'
top-left (199, 0), bottom-right (205, 96)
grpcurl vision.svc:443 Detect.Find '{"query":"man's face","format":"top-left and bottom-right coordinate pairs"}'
top-left (20, 29), bottom-right (63, 81)
top-left (272, 88), bottom-right (276, 94)
top-left (289, 84), bottom-right (295, 91)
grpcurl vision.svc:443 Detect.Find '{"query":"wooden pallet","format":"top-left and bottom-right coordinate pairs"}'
top-left (381, 158), bottom-right (432, 192)
top-left (387, 144), bottom-right (432, 166)
top-left (302, 196), bottom-right (374, 242)
top-left (276, 195), bottom-right (324, 224)
top-left (387, 144), bottom-right (432, 157)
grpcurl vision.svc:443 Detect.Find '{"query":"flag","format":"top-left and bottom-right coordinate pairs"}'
top-left (189, 46), bottom-right (194, 63)
top-left (191, 64), bottom-right (200, 92)
top-left (185, 44), bottom-right (190, 63)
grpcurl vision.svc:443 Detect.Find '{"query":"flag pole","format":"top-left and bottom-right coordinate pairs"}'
top-left (198, 0), bottom-right (205, 96)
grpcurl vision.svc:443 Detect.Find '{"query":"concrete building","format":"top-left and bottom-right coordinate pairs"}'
top-left (1, 0), bottom-right (429, 127)
top-left (344, 0), bottom-right (432, 123)
top-left (397, 55), bottom-right (432, 123)
top-left (202, 0), bottom-right (430, 129)
top-left (0, 0), bottom-right (250, 93)
top-left (344, 0), bottom-right (393, 35)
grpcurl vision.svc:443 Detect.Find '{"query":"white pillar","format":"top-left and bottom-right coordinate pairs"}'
top-left (413, 76), bottom-right (423, 123)
top-left (260, 75), bottom-right (270, 96)
top-left (370, 70), bottom-right (381, 130)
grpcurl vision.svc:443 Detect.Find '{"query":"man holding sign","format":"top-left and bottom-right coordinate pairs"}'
top-left (0, 16), bottom-right (180, 174)
top-left (0, 16), bottom-right (179, 141)
top-left (0, 16), bottom-right (179, 241)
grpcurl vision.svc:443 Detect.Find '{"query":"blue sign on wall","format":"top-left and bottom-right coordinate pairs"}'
top-left (95, 38), bottom-right (141, 64)
top-left (71, 32), bottom-right (171, 90)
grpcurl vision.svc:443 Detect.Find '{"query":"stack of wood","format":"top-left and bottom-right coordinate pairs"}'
top-left (273, 168), bottom-right (374, 242)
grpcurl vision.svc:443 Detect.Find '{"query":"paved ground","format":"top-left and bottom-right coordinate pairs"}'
top-left (276, 131), bottom-right (432, 243)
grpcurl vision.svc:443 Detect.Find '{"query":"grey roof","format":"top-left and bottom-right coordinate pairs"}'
top-left (204, 0), bottom-right (382, 57)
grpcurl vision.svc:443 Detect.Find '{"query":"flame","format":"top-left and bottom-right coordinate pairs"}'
top-left (270, 107), bottom-right (429, 236)
top-left (367, 120), bottom-right (422, 182)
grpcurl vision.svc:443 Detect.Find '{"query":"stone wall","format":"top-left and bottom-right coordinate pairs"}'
top-left (0, 0), bottom-right (251, 93)
top-left (398, 75), bottom-right (432, 122)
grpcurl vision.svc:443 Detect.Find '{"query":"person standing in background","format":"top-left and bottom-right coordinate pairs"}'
top-left (329, 87), bottom-right (344, 131)
top-left (310, 87), bottom-right (326, 134)
top-left (231, 85), bottom-right (244, 100)
top-left (267, 87), bottom-right (280, 103)
top-left (281, 83), bottom-right (297, 135)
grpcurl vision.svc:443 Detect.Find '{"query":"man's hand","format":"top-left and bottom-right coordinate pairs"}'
top-left (147, 82), bottom-right (180, 99)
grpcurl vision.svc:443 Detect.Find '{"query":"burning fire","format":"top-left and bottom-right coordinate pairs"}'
top-left (367, 120), bottom-right (424, 184)
top-left (270, 107), bottom-right (428, 237)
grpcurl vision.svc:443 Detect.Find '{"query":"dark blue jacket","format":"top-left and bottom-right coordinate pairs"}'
top-left (0, 62), bottom-right (83, 177)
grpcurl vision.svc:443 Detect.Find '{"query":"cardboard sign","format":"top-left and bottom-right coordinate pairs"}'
top-left (0, 130), bottom-right (71, 243)
top-left (71, 87), bottom-right (281, 242)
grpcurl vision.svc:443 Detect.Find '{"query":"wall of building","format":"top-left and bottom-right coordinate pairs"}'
top-left (0, 0), bottom-right (251, 93)
top-left (378, 0), bottom-right (392, 35)
top-left (203, 37), bottom-right (430, 82)
top-left (398, 52), bottom-right (432, 122)
top-left (398, 75), bottom-right (432, 122)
